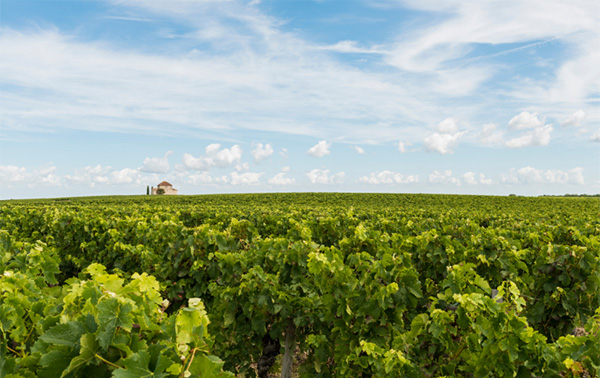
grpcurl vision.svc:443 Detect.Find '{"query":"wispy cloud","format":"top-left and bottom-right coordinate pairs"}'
top-left (381, 0), bottom-right (599, 109)
top-left (318, 40), bottom-right (386, 54)
top-left (268, 172), bottom-right (295, 185)
top-left (350, 145), bottom-right (365, 154)
top-left (3, 0), bottom-right (597, 149)
top-left (561, 109), bottom-right (586, 127)
top-left (428, 170), bottom-right (461, 186)
top-left (501, 166), bottom-right (585, 185)
top-left (0, 26), bottom-right (434, 143)
top-left (103, 16), bottom-right (154, 22)
top-left (306, 169), bottom-right (345, 184)
top-left (359, 170), bottom-right (419, 184)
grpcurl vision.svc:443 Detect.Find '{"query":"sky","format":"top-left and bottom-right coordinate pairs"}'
top-left (1, 0), bottom-right (599, 199)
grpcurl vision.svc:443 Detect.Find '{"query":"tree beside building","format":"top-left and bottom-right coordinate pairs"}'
top-left (151, 181), bottom-right (178, 195)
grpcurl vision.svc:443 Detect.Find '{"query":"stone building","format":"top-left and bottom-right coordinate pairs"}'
top-left (151, 181), bottom-right (178, 195)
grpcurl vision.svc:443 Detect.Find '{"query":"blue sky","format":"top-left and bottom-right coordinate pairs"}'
top-left (1, 0), bottom-right (598, 199)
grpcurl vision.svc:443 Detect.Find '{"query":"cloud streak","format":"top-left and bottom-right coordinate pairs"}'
top-left (2, 0), bottom-right (597, 148)
top-left (501, 166), bottom-right (585, 185)
top-left (0, 26), bottom-right (433, 144)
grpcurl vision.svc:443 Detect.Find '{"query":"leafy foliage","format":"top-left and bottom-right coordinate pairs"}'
top-left (0, 231), bottom-right (233, 378)
top-left (1, 193), bottom-right (599, 377)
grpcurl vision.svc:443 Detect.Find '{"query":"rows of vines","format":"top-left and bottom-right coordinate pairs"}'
top-left (1, 193), bottom-right (599, 377)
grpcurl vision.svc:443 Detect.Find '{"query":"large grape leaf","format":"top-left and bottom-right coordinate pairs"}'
top-left (40, 321), bottom-right (85, 349)
top-left (97, 298), bottom-right (134, 351)
top-left (189, 355), bottom-right (235, 378)
top-left (111, 350), bottom-right (171, 378)
top-left (61, 333), bottom-right (99, 377)
top-left (38, 350), bottom-right (75, 378)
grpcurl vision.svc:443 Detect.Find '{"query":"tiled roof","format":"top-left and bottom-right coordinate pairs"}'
top-left (157, 181), bottom-right (172, 187)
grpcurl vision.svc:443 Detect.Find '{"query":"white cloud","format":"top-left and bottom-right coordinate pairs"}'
top-left (0, 164), bottom-right (61, 187)
top-left (187, 172), bottom-right (215, 185)
top-left (424, 132), bottom-right (464, 154)
top-left (359, 170), bottom-right (419, 184)
top-left (351, 145), bottom-right (365, 154)
top-left (590, 130), bottom-right (600, 143)
top-left (230, 171), bottom-right (263, 186)
top-left (568, 168), bottom-right (585, 185)
top-left (306, 169), bottom-right (345, 184)
top-left (462, 172), bottom-right (477, 185)
top-left (280, 148), bottom-right (289, 158)
top-left (0, 165), bottom-right (28, 183)
top-left (210, 144), bottom-right (243, 167)
top-left (501, 167), bottom-right (585, 185)
top-left (111, 168), bottom-right (139, 184)
top-left (235, 162), bottom-right (250, 172)
top-left (268, 172), bottom-right (295, 185)
top-left (478, 123), bottom-right (504, 145)
top-left (397, 141), bottom-right (406, 153)
top-left (307, 140), bottom-right (331, 158)
top-left (65, 165), bottom-right (110, 186)
top-left (182, 144), bottom-right (242, 171)
top-left (561, 109), bottom-right (586, 127)
top-left (281, 166), bottom-right (290, 172)
top-left (424, 118), bottom-right (466, 154)
top-left (505, 124), bottom-right (552, 148)
top-left (508, 111), bottom-right (543, 130)
top-left (182, 154), bottom-right (211, 171)
top-left (504, 111), bottom-right (553, 148)
top-left (479, 174), bottom-right (493, 185)
top-left (140, 151), bottom-right (172, 173)
top-left (428, 170), bottom-right (460, 185)
top-left (251, 143), bottom-right (274, 163)
top-left (436, 118), bottom-right (459, 133)
top-left (462, 172), bottom-right (492, 185)
top-left (64, 165), bottom-right (146, 187)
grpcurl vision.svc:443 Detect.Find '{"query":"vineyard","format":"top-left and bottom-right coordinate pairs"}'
top-left (1, 193), bottom-right (599, 377)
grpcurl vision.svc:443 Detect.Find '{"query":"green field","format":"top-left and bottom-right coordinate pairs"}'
top-left (1, 193), bottom-right (599, 377)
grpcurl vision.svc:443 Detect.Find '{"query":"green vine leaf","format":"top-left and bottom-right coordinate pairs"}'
top-left (40, 322), bottom-right (85, 349)
top-left (97, 298), bottom-right (134, 351)
top-left (111, 350), bottom-right (169, 378)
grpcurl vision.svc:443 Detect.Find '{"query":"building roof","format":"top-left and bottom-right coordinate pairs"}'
top-left (157, 181), bottom-right (173, 187)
